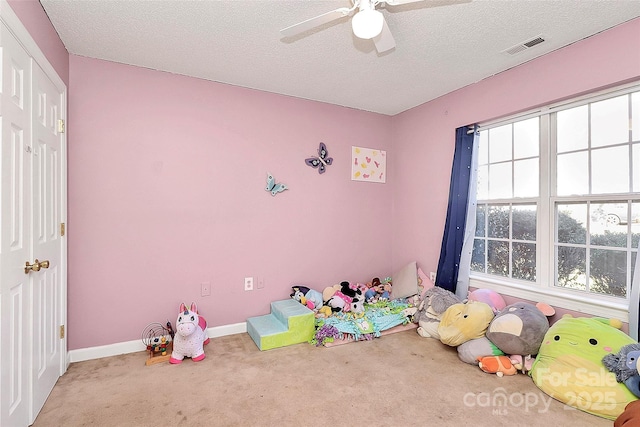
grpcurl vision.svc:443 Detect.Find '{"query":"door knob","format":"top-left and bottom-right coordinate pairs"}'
top-left (25, 259), bottom-right (41, 274)
top-left (24, 259), bottom-right (49, 274)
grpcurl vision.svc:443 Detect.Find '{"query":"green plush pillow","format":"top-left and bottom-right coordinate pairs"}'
top-left (530, 315), bottom-right (637, 420)
top-left (392, 261), bottom-right (419, 299)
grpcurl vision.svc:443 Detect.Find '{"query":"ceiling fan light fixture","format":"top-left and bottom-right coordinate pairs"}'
top-left (351, 9), bottom-right (383, 40)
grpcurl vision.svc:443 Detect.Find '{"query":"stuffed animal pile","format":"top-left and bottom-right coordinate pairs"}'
top-left (422, 289), bottom-right (556, 377)
top-left (290, 280), bottom-right (387, 318)
top-left (419, 288), bottom-right (640, 420)
top-left (293, 279), bottom-right (640, 420)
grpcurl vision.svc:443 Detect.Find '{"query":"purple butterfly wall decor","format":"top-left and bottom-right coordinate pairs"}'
top-left (305, 142), bottom-right (333, 174)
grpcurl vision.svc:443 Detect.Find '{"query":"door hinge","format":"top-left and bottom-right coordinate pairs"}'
top-left (59, 325), bottom-right (65, 339)
top-left (60, 222), bottom-right (65, 237)
top-left (58, 119), bottom-right (65, 134)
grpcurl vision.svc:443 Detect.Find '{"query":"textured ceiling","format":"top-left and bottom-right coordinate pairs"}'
top-left (39, 0), bottom-right (640, 116)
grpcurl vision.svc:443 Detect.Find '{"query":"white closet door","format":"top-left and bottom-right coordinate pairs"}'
top-left (0, 10), bottom-right (67, 425)
top-left (30, 60), bottom-right (64, 421)
top-left (0, 21), bottom-right (33, 427)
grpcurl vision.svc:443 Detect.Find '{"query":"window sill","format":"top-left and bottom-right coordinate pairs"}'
top-left (468, 276), bottom-right (629, 323)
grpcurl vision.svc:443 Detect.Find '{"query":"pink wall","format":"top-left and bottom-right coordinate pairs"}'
top-left (68, 56), bottom-right (393, 349)
top-left (390, 18), bottom-right (640, 277)
top-left (7, 0), bottom-right (69, 85)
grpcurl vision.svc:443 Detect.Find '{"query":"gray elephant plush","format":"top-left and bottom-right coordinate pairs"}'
top-left (413, 287), bottom-right (461, 339)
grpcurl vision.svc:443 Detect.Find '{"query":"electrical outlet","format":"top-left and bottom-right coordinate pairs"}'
top-left (244, 277), bottom-right (254, 291)
top-left (429, 271), bottom-right (436, 282)
top-left (257, 278), bottom-right (265, 289)
top-left (201, 282), bottom-right (211, 297)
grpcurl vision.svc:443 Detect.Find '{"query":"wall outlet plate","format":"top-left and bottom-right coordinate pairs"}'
top-left (244, 277), bottom-right (254, 291)
top-left (201, 282), bottom-right (211, 297)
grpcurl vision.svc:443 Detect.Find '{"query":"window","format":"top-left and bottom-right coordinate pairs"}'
top-left (471, 84), bottom-right (640, 316)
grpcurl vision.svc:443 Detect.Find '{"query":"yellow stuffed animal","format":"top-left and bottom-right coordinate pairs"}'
top-left (438, 300), bottom-right (495, 347)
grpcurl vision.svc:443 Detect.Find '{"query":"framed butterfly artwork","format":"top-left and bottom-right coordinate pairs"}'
top-left (265, 173), bottom-right (287, 196)
top-left (351, 146), bottom-right (386, 183)
top-left (305, 142), bottom-right (333, 174)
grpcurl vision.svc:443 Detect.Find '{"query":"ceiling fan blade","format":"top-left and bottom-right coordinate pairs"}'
top-left (280, 7), bottom-right (352, 37)
top-left (383, 0), bottom-right (427, 5)
top-left (384, 0), bottom-right (471, 5)
top-left (373, 17), bottom-right (395, 53)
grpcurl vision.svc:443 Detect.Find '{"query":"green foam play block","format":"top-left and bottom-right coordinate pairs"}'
top-left (247, 299), bottom-right (315, 350)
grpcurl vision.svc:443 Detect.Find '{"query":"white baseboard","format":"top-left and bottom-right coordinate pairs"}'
top-left (68, 322), bottom-right (247, 363)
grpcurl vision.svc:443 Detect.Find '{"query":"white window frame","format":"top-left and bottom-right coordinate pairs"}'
top-left (469, 81), bottom-right (640, 322)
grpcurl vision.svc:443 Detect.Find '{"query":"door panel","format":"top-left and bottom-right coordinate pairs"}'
top-left (31, 61), bottom-right (63, 420)
top-left (0, 22), bottom-right (32, 427)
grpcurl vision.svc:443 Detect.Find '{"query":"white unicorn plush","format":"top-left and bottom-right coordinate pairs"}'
top-left (170, 302), bottom-right (210, 364)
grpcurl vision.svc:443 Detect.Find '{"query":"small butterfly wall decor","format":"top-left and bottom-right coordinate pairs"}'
top-left (266, 173), bottom-right (287, 196)
top-left (305, 142), bottom-right (333, 174)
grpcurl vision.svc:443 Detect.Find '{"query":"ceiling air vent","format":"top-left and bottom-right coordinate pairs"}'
top-left (503, 34), bottom-right (547, 56)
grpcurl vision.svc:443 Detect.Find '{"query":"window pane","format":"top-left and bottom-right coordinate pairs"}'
top-left (591, 201), bottom-right (629, 227)
top-left (557, 204), bottom-right (587, 244)
top-left (478, 130), bottom-right (489, 165)
top-left (633, 92), bottom-right (640, 142)
top-left (590, 202), bottom-right (628, 248)
top-left (590, 249), bottom-right (627, 297)
top-left (514, 158), bottom-right (538, 197)
top-left (591, 95), bottom-right (629, 147)
top-left (591, 145), bottom-right (629, 194)
top-left (557, 105), bottom-right (588, 153)
top-left (512, 205), bottom-right (536, 240)
top-left (556, 246), bottom-right (586, 290)
top-left (477, 165), bottom-right (488, 199)
top-left (472, 239), bottom-right (485, 272)
top-left (488, 240), bottom-right (509, 277)
top-left (489, 163), bottom-right (512, 199)
top-left (514, 117), bottom-right (539, 159)
top-left (489, 125), bottom-right (512, 163)
top-left (488, 205), bottom-right (509, 238)
top-left (513, 242), bottom-right (536, 281)
top-left (557, 151), bottom-right (588, 196)
top-left (475, 204), bottom-right (486, 237)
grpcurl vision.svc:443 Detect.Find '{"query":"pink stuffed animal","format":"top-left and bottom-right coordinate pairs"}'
top-left (170, 302), bottom-right (210, 364)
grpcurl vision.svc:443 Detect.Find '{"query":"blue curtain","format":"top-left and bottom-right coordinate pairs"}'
top-left (436, 125), bottom-right (478, 296)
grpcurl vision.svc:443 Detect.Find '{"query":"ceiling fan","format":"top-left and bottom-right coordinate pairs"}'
top-left (280, 0), bottom-right (443, 54)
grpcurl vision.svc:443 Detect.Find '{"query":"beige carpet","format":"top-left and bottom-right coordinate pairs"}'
top-left (33, 331), bottom-right (612, 427)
